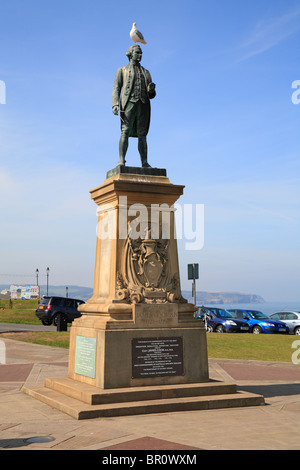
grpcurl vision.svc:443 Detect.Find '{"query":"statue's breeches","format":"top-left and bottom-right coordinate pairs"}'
top-left (121, 100), bottom-right (150, 138)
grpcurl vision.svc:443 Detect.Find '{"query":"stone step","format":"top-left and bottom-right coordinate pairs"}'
top-left (23, 383), bottom-right (264, 420)
top-left (44, 377), bottom-right (238, 405)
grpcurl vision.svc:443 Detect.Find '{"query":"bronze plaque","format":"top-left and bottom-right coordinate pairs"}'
top-left (132, 337), bottom-right (184, 378)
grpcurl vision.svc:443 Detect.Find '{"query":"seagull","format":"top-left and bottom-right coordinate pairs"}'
top-left (130, 22), bottom-right (147, 45)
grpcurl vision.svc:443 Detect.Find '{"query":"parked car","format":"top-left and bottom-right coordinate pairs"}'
top-left (227, 309), bottom-right (289, 334)
top-left (36, 296), bottom-right (85, 326)
top-left (269, 311), bottom-right (300, 335)
top-left (196, 307), bottom-right (250, 333)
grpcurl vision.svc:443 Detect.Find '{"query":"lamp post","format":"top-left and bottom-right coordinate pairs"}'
top-left (46, 267), bottom-right (50, 296)
top-left (36, 268), bottom-right (39, 286)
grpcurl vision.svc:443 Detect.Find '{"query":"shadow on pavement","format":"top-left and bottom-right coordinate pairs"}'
top-left (238, 382), bottom-right (300, 398)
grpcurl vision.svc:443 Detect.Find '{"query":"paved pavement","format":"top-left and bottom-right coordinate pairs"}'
top-left (1, 336), bottom-right (300, 450)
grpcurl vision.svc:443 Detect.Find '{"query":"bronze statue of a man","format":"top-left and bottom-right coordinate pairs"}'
top-left (112, 45), bottom-right (156, 167)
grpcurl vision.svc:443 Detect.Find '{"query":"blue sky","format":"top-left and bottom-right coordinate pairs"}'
top-left (0, 0), bottom-right (299, 301)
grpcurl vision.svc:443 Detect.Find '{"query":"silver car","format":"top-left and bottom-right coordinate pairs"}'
top-left (269, 311), bottom-right (300, 335)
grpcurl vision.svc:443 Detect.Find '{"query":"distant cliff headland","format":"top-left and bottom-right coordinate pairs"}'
top-left (182, 291), bottom-right (265, 305)
top-left (0, 284), bottom-right (264, 305)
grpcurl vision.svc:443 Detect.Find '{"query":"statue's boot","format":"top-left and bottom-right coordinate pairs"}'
top-left (139, 137), bottom-right (151, 167)
top-left (118, 132), bottom-right (129, 166)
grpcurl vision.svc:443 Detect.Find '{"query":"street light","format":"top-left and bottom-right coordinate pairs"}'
top-left (36, 268), bottom-right (39, 286)
top-left (46, 267), bottom-right (50, 296)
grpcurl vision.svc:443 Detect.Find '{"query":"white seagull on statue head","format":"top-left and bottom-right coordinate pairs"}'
top-left (130, 22), bottom-right (147, 45)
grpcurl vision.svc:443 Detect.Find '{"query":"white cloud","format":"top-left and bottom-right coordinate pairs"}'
top-left (239, 7), bottom-right (300, 60)
top-left (0, 168), bottom-right (16, 192)
top-left (188, 176), bottom-right (300, 227)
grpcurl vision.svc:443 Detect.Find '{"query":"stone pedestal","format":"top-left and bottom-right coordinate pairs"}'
top-left (68, 169), bottom-right (209, 388)
top-left (23, 168), bottom-right (265, 418)
top-left (68, 312), bottom-right (209, 390)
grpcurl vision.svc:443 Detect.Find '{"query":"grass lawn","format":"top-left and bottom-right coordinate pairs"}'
top-left (0, 329), bottom-right (298, 363)
top-left (1, 331), bottom-right (70, 349)
top-left (0, 299), bottom-right (40, 325)
top-left (206, 332), bottom-right (297, 363)
top-left (0, 300), bottom-right (297, 363)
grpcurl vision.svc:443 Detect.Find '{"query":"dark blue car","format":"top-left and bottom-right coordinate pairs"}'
top-left (227, 309), bottom-right (289, 334)
top-left (196, 307), bottom-right (250, 333)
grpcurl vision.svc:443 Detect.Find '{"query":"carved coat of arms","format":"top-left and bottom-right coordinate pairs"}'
top-left (116, 227), bottom-right (181, 304)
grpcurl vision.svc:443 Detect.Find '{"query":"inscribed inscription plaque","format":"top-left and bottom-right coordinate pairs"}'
top-left (134, 304), bottom-right (178, 327)
top-left (132, 337), bottom-right (184, 378)
top-left (75, 336), bottom-right (97, 379)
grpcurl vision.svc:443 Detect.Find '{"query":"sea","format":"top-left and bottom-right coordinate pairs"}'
top-left (197, 301), bottom-right (300, 316)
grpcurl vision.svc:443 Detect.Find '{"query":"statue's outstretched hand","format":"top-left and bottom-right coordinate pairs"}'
top-left (147, 83), bottom-right (156, 93)
top-left (112, 106), bottom-right (119, 115)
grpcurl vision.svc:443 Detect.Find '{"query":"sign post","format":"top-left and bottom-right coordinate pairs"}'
top-left (188, 263), bottom-right (199, 305)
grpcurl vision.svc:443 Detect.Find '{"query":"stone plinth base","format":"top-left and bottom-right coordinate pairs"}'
top-left (23, 378), bottom-right (265, 420)
top-left (106, 165), bottom-right (167, 179)
top-left (67, 321), bottom-right (209, 390)
top-left (22, 309), bottom-right (265, 420)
